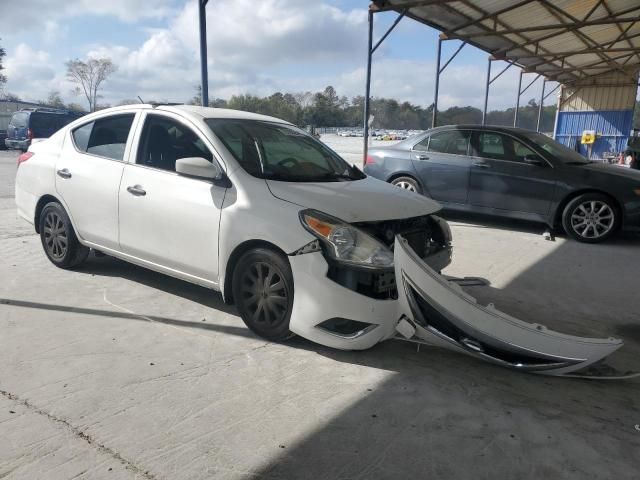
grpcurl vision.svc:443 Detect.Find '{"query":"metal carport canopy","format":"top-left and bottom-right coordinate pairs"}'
top-left (371, 0), bottom-right (640, 83)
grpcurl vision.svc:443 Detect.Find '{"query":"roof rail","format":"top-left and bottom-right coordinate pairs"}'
top-left (150, 102), bottom-right (184, 108)
top-left (20, 106), bottom-right (71, 114)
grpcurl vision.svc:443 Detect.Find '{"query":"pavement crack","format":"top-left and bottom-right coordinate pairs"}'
top-left (0, 388), bottom-right (157, 480)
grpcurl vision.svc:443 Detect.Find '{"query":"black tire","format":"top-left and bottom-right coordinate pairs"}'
top-left (390, 176), bottom-right (422, 194)
top-left (39, 202), bottom-right (90, 268)
top-left (232, 248), bottom-right (294, 341)
top-left (561, 193), bottom-right (619, 243)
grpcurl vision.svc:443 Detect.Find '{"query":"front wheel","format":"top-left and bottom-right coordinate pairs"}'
top-left (390, 176), bottom-right (421, 194)
top-left (232, 248), bottom-right (294, 341)
top-left (561, 193), bottom-right (619, 243)
top-left (39, 202), bottom-right (90, 268)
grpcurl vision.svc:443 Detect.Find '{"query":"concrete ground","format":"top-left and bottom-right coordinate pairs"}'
top-left (1, 146), bottom-right (639, 480)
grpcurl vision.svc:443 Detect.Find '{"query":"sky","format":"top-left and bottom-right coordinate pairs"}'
top-left (0, 0), bottom-right (558, 111)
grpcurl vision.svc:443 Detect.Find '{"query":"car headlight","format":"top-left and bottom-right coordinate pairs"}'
top-left (299, 209), bottom-right (394, 269)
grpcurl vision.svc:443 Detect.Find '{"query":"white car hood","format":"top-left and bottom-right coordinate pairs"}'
top-left (266, 176), bottom-right (441, 222)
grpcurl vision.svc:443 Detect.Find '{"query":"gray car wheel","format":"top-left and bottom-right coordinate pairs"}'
top-left (562, 193), bottom-right (619, 243)
top-left (232, 248), bottom-right (295, 342)
top-left (391, 176), bottom-right (421, 194)
top-left (39, 202), bottom-right (90, 268)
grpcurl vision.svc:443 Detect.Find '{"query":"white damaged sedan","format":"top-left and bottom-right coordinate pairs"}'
top-left (15, 104), bottom-right (623, 375)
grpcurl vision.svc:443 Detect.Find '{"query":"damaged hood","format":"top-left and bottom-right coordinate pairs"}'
top-left (266, 176), bottom-right (441, 223)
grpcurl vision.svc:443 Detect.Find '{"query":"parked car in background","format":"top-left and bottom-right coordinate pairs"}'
top-left (13, 105), bottom-right (622, 375)
top-left (364, 125), bottom-right (640, 243)
top-left (5, 108), bottom-right (84, 151)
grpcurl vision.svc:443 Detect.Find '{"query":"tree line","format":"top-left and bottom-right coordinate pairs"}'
top-left (188, 85), bottom-right (560, 132)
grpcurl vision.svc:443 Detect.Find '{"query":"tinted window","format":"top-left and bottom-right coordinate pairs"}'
top-left (10, 112), bottom-right (28, 128)
top-left (513, 139), bottom-right (536, 162)
top-left (72, 114), bottom-right (135, 160)
top-left (72, 123), bottom-right (92, 151)
top-left (427, 130), bottom-right (470, 155)
top-left (413, 136), bottom-right (429, 152)
top-left (522, 131), bottom-right (589, 164)
top-left (474, 132), bottom-right (506, 160)
top-left (137, 115), bottom-right (213, 172)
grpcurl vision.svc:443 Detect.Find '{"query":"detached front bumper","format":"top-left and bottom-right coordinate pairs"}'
top-left (394, 235), bottom-right (624, 376)
top-left (287, 236), bottom-right (625, 376)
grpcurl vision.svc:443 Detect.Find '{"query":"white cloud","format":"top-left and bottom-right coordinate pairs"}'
top-left (2, 44), bottom-right (73, 102)
top-left (0, 0), bottom-right (176, 35)
top-left (1, 0), bottom-right (552, 111)
top-left (79, 0), bottom-right (368, 104)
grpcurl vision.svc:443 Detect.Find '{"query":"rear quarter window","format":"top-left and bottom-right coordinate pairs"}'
top-left (10, 112), bottom-right (28, 128)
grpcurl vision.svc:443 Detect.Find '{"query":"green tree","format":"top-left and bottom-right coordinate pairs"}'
top-left (39, 91), bottom-right (66, 109)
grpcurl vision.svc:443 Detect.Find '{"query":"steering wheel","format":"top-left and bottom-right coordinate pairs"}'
top-left (278, 157), bottom-right (300, 169)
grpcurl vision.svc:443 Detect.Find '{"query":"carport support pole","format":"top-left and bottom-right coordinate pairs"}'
top-left (363, 9), bottom-right (373, 163)
top-left (482, 58), bottom-right (491, 125)
top-left (432, 38), bottom-right (442, 128)
top-left (198, 0), bottom-right (210, 107)
top-left (536, 79), bottom-right (546, 132)
top-left (514, 69), bottom-right (523, 127)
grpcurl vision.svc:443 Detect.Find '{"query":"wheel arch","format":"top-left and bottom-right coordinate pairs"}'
top-left (34, 194), bottom-right (63, 234)
top-left (222, 239), bottom-right (290, 305)
top-left (387, 172), bottom-right (423, 189)
top-left (553, 189), bottom-right (623, 229)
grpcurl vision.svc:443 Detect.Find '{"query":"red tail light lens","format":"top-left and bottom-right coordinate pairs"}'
top-left (27, 128), bottom-right (34, 140)
top-left (17, 152), bottom-right (34, 166)
top-left (365, 155), bottom-right (375, 165)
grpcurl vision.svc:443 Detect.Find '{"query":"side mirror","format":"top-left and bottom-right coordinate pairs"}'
top-left (175, 157), bottom-right (223, 180)
top-left (523, 154), bottom-right (544, 166)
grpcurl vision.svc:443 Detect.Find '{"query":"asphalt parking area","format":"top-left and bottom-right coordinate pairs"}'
top-left (1, 149), bottom-right (639, 479)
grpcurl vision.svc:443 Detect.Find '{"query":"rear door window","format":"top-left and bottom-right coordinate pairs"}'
top-left (472, 132), bottom-right (508, 160)
top-left (427, 130), bottom-right (470, 155)
top-left (72, 114), bottom-right (135, 161)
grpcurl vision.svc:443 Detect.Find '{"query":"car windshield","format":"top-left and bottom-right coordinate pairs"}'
top-left (206, 118), bottom-right (364, 182)
top-left (522, 131), bottom-right (590, 164)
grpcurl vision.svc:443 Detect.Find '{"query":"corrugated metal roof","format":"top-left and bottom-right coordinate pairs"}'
top-left (372, 0), bottom-right (640, 84)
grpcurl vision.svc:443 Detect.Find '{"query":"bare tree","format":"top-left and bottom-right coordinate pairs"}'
top-left (0, 39), bottom-right (7, 91)
top-left (65, 58), bottom-right (116, 112)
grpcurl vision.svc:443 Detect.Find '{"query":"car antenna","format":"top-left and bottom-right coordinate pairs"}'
top-left (137, 96), bottom-right (145, 104)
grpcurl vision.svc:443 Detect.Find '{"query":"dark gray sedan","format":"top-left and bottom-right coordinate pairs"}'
top-left (364, 125), bottom-right (640, 243)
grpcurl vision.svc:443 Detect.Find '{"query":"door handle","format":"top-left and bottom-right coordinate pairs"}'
top-left (472, 161), bottom-right (490, 169)
top-left (56, 168), bottom-right (72, 179)
top-left (126, 185), bottom-right (147, 196)
top-left (416, 154), bottom-right (430, 160)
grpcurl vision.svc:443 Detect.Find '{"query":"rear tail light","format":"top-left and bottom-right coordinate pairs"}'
top-left (365, 155), bottom-right (376, 165)
top-left (27, 128), bottom-right (34, 140)
top-left (17, 152), bottom-right (34, 166)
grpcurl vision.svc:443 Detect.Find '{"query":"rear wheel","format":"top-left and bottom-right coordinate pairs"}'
top-left (561, 193), bottom-right (619, 243)
top-left (390, 176), bottom-right (421, 194)
top-left (39, 202), bottom-right (90, 268)
top-left (232, 248), bottom-right (294, 341)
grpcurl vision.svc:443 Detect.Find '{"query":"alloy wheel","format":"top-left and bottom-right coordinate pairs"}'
top-left (570, 200), bottom-right (614, 240)
top-left (43, 211), bottom-right (68, 259)
top-left (394, 180), bottom-right (417, 192)
top-left (239, 261), bottom-right (289, 326)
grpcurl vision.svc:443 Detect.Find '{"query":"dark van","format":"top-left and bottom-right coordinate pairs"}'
top-left (5, 108), bottom-right (84, 151)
